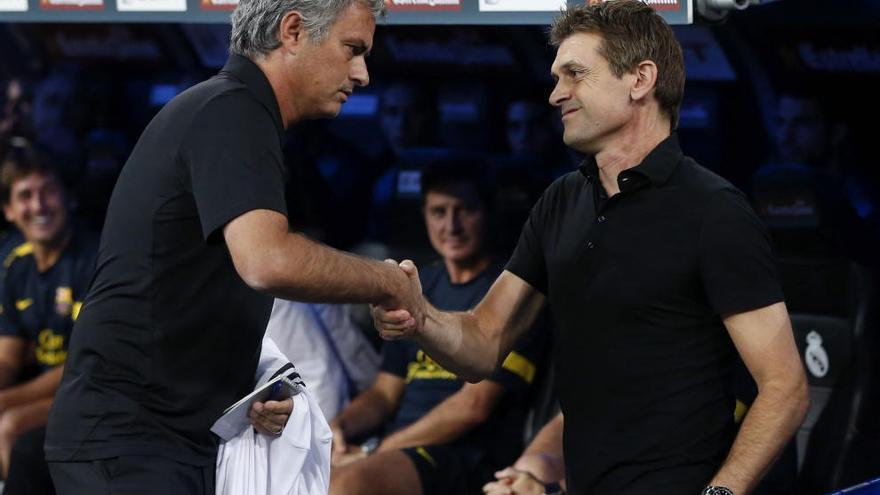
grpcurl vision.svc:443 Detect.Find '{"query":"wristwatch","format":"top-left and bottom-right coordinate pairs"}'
top-left (360, 436), bottom-right (379, 456)
top-left (702, 487), bottom-right (734, 495)
top-left (543, 481), bottom-right (565, 495)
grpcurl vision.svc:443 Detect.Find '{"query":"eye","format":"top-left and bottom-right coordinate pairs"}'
top-left (346, 44), bottom-right (366, 57)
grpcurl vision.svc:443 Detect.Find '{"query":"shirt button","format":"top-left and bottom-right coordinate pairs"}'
top-left (597, 215), bottom-right (606, 223)
top-left (586, 241), bottom-right (595, 249)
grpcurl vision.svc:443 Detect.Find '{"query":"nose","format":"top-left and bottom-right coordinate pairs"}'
top-left (776, 121), bottom-right (794, 147)
top-left (549, 81), bottom-right (567, 108)
top-left (31, 190), bottom-right (48, 211)
top-left (448, 211), bottom-right (463, 234)
top-left (351, 57), bottom-right (369, 88)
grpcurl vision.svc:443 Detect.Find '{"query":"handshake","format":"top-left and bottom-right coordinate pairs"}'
top-left (372, 259), bottom-right (428, 341)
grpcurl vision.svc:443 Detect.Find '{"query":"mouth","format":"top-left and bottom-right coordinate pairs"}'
top-left (339, 89), bottom-right (353, 102)
top-left (31, 215), bottom-right (53, 226)
top-left (561, 108), bottom-right (580, 119)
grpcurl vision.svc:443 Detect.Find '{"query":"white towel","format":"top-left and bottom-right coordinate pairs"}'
top-left (215, 337), bottom-right (332, 495)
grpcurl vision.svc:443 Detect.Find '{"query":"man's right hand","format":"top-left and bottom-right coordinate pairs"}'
top-left (373, 260), bottom-right (425, 341)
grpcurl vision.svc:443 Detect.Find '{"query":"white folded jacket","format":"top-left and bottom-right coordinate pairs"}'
top-left (214, 337), bottom-right (332, 495)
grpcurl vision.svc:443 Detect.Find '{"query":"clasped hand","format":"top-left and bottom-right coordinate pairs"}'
top-left (372, 259), bottom-right (425, 341)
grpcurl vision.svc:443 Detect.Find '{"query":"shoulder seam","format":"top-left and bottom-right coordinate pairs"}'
top-left (4, 242), bottom-right (33, 268)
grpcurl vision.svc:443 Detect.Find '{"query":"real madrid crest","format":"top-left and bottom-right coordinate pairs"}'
top-left (804, 330), bottom-right (829, 379)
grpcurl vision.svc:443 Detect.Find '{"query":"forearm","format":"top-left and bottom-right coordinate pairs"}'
top-left (709, 379), bottom-right (809, 494)
top-left (0, 365), bottom-right (63, 410)
top-left (332, 388), bottom-right (394, 440)
top-left (378, 385), bottom-right (496, 451)
top-left (514, 413), bottom-right (565, 482)
top-left (261, 233), bottom-right (405, 305)
top-left (412, 306), bottom-right (504, 383)
top-left (512, 452), bottom-right (566, 484)
top-left (0, 364), bottom-right (19, 389)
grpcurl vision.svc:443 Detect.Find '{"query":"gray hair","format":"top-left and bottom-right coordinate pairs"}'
top-left (230, 0), bottom-right (385, 59)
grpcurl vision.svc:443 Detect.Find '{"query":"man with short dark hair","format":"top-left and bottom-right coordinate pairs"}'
top-left (44, 1), bottom-right (425, 494)
top-left (0, 147), bottom-right (96, 495)
top-left (330, 161), bottom-right (545, 495)
top-left (374, 2), bottom-right (809, 494)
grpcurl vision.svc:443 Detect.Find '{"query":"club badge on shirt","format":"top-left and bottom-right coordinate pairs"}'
top-left (55, 287), bottom-right (73, 317)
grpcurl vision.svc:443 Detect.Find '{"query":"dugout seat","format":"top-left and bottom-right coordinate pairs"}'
top-left (752, 164), bottom-right (880, 493)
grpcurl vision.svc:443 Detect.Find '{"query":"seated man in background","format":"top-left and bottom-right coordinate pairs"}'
top-left (329, 161), bottom-right (546, 495)
top-left (0, 146), bottom-right (97, 494)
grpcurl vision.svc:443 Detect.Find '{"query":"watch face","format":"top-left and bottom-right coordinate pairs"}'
top-left (705, 487), bottom-right (734, 495)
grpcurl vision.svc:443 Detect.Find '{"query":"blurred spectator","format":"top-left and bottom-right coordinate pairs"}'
top-left (502, 95), bottom-right (571, 180)
top-left (489, 95), bottom-right (569, 256)
top-left (366, 82), bottom-right (441, 252)
top-left (73, 129), bottom-right (129, 231)
top-left (0, 146), bottom-right (97, 494)
top-left (31, 70), bottom-right (85, 176)
top-left (328, 163), bottom-right (546, 495)
top-left (264, 300), bottom-right (380, 421)
top-left (771, 89), bottom-right (876, 222)
top-left (0, 80), bottom-right (34, 159)
top-left (378, 82), bottom-right (439, 159)
top-left (752, 88), bottom-right (879, 262)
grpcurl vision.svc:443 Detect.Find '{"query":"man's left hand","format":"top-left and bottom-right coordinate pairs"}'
top-left (483, 467), bottom-right (545, 495)
top-left (249, 397), bottom-right (293, 436)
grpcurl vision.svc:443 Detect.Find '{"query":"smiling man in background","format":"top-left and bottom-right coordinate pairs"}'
top-left (0, 146), bottom-right (96, 495)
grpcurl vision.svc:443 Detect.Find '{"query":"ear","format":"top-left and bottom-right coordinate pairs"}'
top-left (3, 204), bottom-right (14, 223)
top-left (278, 10), bottom-right (306, 52)
top-left (630, 60), bottom-right (658, 103)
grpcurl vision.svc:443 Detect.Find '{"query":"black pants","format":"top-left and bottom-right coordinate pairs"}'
top-left (49, 455), bottom-right (215, 495)
top-left (3, 427), bottom-right (55, 495)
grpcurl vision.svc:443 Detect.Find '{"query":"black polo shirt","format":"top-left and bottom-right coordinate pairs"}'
top-left (506, 134), bottom-right (783, 494)
top-left (46, 55), bottom-right (288, 465)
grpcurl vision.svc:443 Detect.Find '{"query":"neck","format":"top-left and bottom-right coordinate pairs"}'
top-left (253, 53), bottom-right (298, 128)
top-left (445, 254), bottom-right (492, 285)
top-left (32, 230), bottom-right (71, 273)
top-left (595, 115), bottom-right (670, 197)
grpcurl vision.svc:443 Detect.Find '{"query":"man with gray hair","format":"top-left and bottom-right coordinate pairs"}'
top-left (44, 1), bottom-right (407, 494)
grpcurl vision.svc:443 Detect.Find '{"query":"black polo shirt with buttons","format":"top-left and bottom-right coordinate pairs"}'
top-left (506, 134), bottom-right (783, 494)
top-left (46, 54), bottom-right (288, 466)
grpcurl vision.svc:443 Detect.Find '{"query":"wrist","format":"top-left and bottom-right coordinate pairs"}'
top-left (543, 481), bottom-right (564, 495)
top-left (702, 486), bottom-right (734, 495)
top-left (329, 419), bottom-right (344, 434)
top-left (360, 436), bottom-right (380, 456)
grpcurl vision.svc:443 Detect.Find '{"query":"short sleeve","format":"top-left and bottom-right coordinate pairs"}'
top-left (505, 195), bottom-right (550, 295)
top-left (379, 340), bottom-right (412, 379)
top-left (699, 189), bottom-right (784, 315)
top-left (183, 93), bottom-right (288, 241)
top-left (488, 313), bottom-right (547, 391)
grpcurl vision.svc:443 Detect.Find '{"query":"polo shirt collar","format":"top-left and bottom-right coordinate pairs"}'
top-left (220, 54), bottom-right (285, 134)
top-left (578, 133), bottom-right (683, 187)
